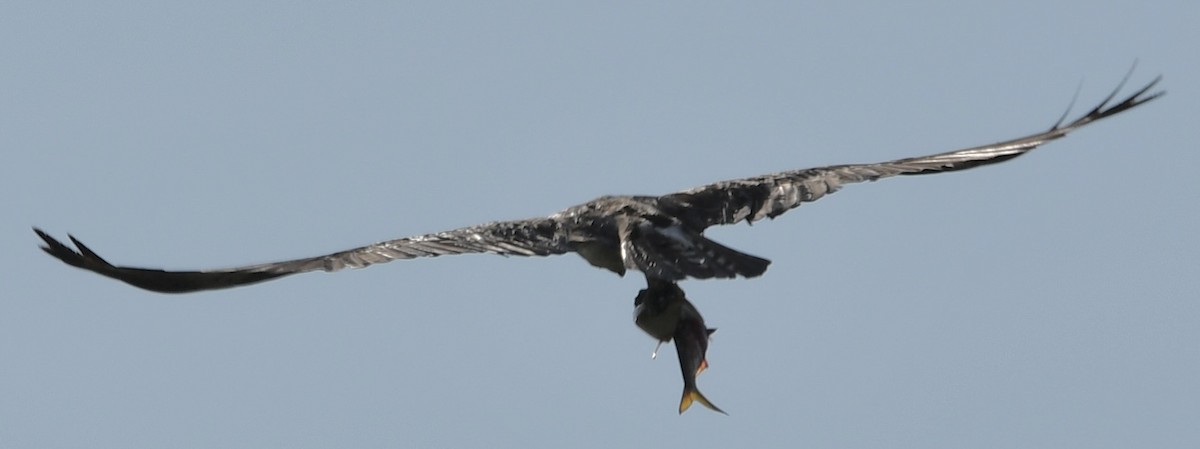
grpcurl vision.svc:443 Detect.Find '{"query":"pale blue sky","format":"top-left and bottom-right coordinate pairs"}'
top-left (3, 2), bottom-right (1198, 448)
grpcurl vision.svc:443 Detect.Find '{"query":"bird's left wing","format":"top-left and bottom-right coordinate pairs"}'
top-left (659, 74), bottom-right (1163, 230)
top-left (35, 217), bottom-right (572, 293)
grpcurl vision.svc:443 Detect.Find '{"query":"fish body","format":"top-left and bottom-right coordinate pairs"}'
top-left (634, 279), bottom-right (685, 342)
top-left (634, 279), bottom-right (726, 414)
top-left (673, 304), bottom-right (724, 414)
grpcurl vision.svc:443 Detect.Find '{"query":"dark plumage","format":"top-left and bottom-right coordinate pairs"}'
top-left (35, 74), bottom-right (1162, 294)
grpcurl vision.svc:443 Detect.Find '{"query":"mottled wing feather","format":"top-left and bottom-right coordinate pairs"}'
top-left (274, 218), bottom-right (569, 273)
top-left (661, 75), bottom-right (1163, 230)
top-left (34, 217), bottom-right (571, 294)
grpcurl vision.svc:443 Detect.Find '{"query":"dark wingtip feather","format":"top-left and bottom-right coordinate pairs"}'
top-left (1054, 70), bottom-right (1164, 135)
top-left (34, 228), bottom-right (87, 268)
top-left (67, 234), bottom-right (111, 265)
top-left (1051, 79), bottom-right (1084, 131)
top-left (1087, 63), bottom-right (1138, 117)
top-left (33, 227), bottom-right (54, 249)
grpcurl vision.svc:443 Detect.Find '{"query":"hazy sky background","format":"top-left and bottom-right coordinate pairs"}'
top-left (3, 2), bottom-right (1197, 448)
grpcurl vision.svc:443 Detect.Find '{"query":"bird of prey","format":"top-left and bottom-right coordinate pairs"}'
top-left (35, 74), bottom-right (1162, 294)
top-left (35, 72), bottom-right (1162, 412)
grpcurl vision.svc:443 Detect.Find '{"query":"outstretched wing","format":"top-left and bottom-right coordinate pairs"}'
top-left (659, 74), bottom-right (1163, 230)
top-left (34, 217), bottom-right (571, 293)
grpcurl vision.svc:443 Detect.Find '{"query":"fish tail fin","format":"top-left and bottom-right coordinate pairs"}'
top-left (679, 387), bottom-right (727, 415)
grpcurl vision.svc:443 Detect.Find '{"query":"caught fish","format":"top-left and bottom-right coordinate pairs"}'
top-left (634, 279), bottom-right (726, 414)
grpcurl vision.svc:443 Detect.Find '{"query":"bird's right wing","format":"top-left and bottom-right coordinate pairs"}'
top-left (659, 74), bottom-right (1163, 230)
top-left (35, 217), bottom-right (572, 293)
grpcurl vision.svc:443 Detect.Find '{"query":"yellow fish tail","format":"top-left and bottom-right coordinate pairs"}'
top-left (679, 387), bottom-right (727, 415)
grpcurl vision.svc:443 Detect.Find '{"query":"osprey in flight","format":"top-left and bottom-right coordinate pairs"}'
top-left (35, 73), bottom-right (1162, 413)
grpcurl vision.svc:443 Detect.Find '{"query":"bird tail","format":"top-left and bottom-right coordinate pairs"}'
top-left (679, 386), bottom-right (727, 415)
top-left (632, 230), bottom-right (770, 280)
top-left (688, 234), bottom-right (771, 279)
